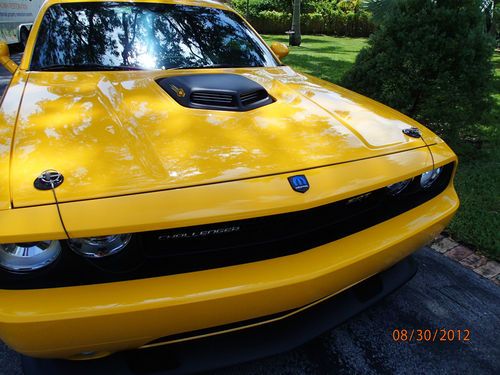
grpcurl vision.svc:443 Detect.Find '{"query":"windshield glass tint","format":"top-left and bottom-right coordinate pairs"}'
top-left (30, 2), bottom-right (278, 70)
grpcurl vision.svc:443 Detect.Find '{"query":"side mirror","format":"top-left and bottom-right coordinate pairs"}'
top-left (270, 42), bottom-right (289, 59)
top-left (0, 42), bottom-right (18, 74)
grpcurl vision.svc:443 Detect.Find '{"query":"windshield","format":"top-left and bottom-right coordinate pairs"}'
top-left (30, 2), bottom-right (279, 71)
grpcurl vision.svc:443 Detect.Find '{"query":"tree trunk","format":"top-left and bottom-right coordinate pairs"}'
top-left (290, 0), bottom-right (301, 46)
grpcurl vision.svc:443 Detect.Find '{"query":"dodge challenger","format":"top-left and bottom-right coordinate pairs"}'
top-left (0, 0), bottom-right (458, 371)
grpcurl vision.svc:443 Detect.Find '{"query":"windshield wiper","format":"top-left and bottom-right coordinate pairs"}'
top-left (37, 63), bottom-right (147, 71)
top-left (167, 64), bottom-right (262, 70)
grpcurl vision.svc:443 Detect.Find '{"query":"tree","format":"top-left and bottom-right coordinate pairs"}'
top-left (342, 0), bottom-right (494, 144)
top-left (290, 0), bottom-right (301, 46)
top-left (362, 0), bottom-right (495, 26)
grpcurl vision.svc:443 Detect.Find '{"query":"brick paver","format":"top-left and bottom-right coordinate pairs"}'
top-left (430, 235), bottom-right (498, 286)
top-left (494, 275), bottom-right (500, 287)
top-left (460, 253), bottom-right (488, 269)
top-left (445, 245), bottom-right (474, 261)
top-left (474, 261), bottom-right (500, 279)
top-left (430, 237), bottom-right (458, 253)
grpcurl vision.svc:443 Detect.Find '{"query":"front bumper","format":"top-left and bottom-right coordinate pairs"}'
top-left (22, 255), bottom-right (417, 375)
top-left (0, 184), bottom-right (459, 359)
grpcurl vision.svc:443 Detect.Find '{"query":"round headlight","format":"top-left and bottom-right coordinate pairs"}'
top-left (68, 234), bottom-right (132, 258)
top-left (0, 241), bottom-right (61, 272)
top-left (386, 178), bottom-right (412, 195)
top-left (420, 167), bottom-right (442, 189)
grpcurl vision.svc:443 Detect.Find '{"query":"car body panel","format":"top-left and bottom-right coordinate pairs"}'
top-left (0, 70), bottom-right (28, 210)
top-left (0, 204), bottom-right (65, 243)
top-left (290, 71), bottom-right (443, 145)
top-left (6, 0), bottom-right (438, 208)
top-left (428, 140), bottom-right (458, 167)
top-left (55, 146), bottom-right (434, 239)
top-left (10, 67), bottom-right (429, 207)
top-left (0, 181), bottom-right (458, 358)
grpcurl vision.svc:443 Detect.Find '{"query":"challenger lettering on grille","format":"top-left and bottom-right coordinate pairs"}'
top-left (158, 226), bottom-right (241, 241)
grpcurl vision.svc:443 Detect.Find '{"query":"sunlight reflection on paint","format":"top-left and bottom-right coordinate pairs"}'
top-left (9, 67), bottom-right (429, 207)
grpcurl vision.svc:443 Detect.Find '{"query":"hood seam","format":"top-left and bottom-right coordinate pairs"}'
top-left (8, 71), bottom-right (29, 209)
top-left (13, 144), bottom-right (435, 209)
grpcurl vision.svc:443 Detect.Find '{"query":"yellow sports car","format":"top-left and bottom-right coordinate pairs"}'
top-left (0, 0), bottom-right (458, 371)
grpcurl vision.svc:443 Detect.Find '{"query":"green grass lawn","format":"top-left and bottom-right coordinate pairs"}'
top-left (263, 35), bottom-right (367, 83)
top-left (263, 35), bottom-right (499, 259)
top-left (447, 53), bottom-right (499, 259)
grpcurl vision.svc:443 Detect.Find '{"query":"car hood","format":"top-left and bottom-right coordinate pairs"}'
top-left (11, 67), bottom-right (431, 207)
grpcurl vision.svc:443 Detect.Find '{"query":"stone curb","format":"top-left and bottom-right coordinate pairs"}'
top-left (429, 235), bottom-right (500, 286)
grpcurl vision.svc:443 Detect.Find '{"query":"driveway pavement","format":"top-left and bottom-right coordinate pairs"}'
top-left (0, 55), bottom-right (499, 375)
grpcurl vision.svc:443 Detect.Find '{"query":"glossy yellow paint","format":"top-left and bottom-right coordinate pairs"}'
top-left (0, 70), bottom-right (27, 210)
top-left (0, 181), bottom-right (458, 358)
top-left (7, 0), bottom-right (436, 208)
top-left (271, 42), bottom-right (289, 59)
top-left (0, 0), bottom-right (460, 361)
top-left (0, 204), bottom-right (65, 243)
top-left (0, 43), bottom-right (18, 74)
top-left (11, 67), bottom-right (432, 207)
top-left (56, 147), bottom-right (434, 239)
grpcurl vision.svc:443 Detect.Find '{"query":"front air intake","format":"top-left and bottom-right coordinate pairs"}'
top-left (190, 91), bottom-right (236, 107)
top-left (240, 89), bottom-right (269, 106)
top-left (156, 73), bottom-right (274, 111)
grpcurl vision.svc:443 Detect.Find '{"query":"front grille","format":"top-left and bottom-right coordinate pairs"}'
top-left (143, 191), bottom-right (381, 260)
top-left (0, 163), bottom-right (454, 289)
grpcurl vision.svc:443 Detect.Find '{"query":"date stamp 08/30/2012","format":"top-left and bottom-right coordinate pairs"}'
top-left (392, 329), bottom-right (471, 343)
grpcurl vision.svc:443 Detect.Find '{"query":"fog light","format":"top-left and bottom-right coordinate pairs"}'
top-left (386, 178), bottom-right (412, 195)
top-left (420, 167), bottom-right (442, 189)
top-left (0, 241), bottom-right (61, 272)
top-left (68, 234), bottom-right (132, 258)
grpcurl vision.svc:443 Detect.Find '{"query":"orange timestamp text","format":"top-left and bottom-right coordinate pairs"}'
top-left (392, 329), bottom-right (471, 342)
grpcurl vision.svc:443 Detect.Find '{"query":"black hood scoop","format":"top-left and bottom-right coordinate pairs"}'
top-left (156, 73), bottom-right (274, 112)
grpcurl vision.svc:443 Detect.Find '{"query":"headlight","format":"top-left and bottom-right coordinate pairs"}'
top-left (0, 241), bottom-right (61, 272)
top-left (68, 234), bottom-right (132, 258)
top-left (386, 178), bottom-right (412, 195)
top-left (420, 167), bottom-right (443, 189)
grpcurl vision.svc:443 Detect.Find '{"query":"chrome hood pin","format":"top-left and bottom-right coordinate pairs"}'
top-left (34, 169), bottom-right (64, 190)
top-left (402, 127), bottom-right (422, 138)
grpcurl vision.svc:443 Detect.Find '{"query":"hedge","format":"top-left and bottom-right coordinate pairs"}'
top-left (231, 0), bottom-right (375, 37)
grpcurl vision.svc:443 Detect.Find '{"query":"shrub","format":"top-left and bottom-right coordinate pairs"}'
top-left (341, 0), bottom-right (494, 144)
top-left (303, 13), bottom-right (324, 34)
top-left (230, 0), bottom-right (375, 37)
top-left (251, 10), bottom-right (291, 34)
top-left (231, 0), bottom-right (292, 18)
top-left (494, 2), bottom-right (500, 46)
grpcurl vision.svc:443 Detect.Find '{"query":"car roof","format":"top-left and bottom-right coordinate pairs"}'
top-left (40, 0), bottom-right (233, 11)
